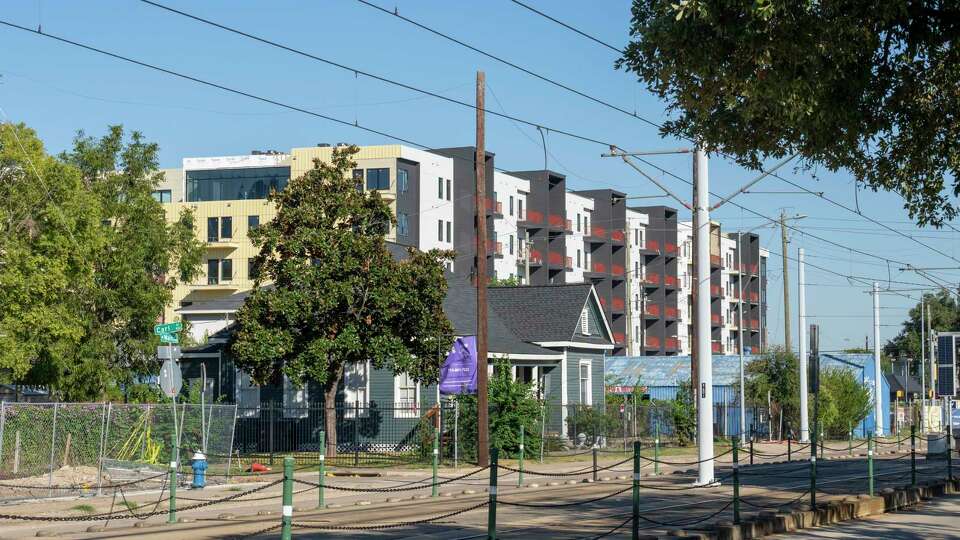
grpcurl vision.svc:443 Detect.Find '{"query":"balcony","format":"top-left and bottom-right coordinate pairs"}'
top-left (611, 297), bottom-right (625, 312)
top-left (710, 254), bottom-right (722, 268)
top-left (485, 198), bottom-right (503, 217)
top-left (193, 280), bottom-right (240, 292)
top-left (587, 224), bottom-right (607, 242)
top-left (664, 242), bottom-right (678, 257)
top-left (711, 341), bottom-right (722, 353)
top-left (613, 332), bottom-right (626, 345)
top-left (665, 337), bottom-right (679, 351)
top-left (564, 256), bottom-right (573, 271)
top-left (645, 336), bottom-right (660, 349)
top-left (528, 249), bottom-right (543, 266)
top-left (729, 289), bottom-right (741, 301)
top-left (749, 291), bottom-right (759, 303)
top-left (611, 264), bottom-right (625, 278)
top-left (548, 251), bottom-right (564, 268)
top-left (749, 319), bottom-right (760, 331)
top-left (711, 313), bottom-right (722, 326)
top-left (710, 285), bottom-right (724, 297)
top-left (644, 304), bottom-right (660, 318)
top-left (520, 209), bottom-right (544, 228)
top-left (643, 272), bottom-right (660, 287)
top-left (548, 213), bottom-right (565, 232)
top-left (591, 261), bottom-right (607, 274)
top-left (642, 239), bottom-right (660, 254)
top-left (494, 242), bottom-right (504, 258)
top-left (664, 275), bottom-right (678, 288)
top-left (610, 230), bottom-right (625, 243)
top-left (665, 306), bottom-right (678, 320)
top-left (206, 239), bottom-right (239, 251)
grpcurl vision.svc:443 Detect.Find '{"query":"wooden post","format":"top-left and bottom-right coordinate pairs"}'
top-left (13, 431), bottom-right (20, 474)
top-left (62, 433), bottom-right (72, 467)
top-left (475, 70), bottom-right (490, 467)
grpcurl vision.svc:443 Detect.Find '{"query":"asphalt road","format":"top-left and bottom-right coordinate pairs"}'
top-left (0, 439), bottom-right (949, 539)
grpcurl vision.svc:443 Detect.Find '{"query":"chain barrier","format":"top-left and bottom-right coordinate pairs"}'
top-left (875, 434), bottom-right (912, 446)
top-left (635, 500), bottom-right (733, 527)
top-left (499, 456), bottom-right (632, 478)
top-left (821, 440), bottom-right (868, 452)
top-left (292, 466), bottom-right (489, 493)
top-left (638, 447), bottom-right (734, 466)
top-left (584, 515), bottom-right (634, 540)
top-left (0, 471), bottom-right (169, 491)
top-left (291, 501), bottom-right (489, 531)
top-left (498, 486), bottom-right (631, 508)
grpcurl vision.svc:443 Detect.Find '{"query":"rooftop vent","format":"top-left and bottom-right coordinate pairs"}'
top-left (317, 143), bottom-right (331, 147)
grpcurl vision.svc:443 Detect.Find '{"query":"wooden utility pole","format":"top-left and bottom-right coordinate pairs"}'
top-left (475, 71), bottom-right (490, 467)
top-left (780, 210), bottom-right (792, 354)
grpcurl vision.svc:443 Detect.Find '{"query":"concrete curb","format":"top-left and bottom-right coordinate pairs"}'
top-left (707, 477), bottom-right (959, 540)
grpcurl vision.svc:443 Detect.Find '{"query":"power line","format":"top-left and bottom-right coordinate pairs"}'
top-left (508, 0), bottom-right (624, 54)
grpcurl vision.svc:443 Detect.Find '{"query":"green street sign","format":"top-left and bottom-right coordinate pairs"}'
top-left (159, 332), bottom-right (179, 344)
top-left (154, 322), bottom-right (183, 335)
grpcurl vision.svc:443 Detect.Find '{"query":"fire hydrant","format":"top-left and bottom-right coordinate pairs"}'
top-left (191, 451), bottom-right (207, 489)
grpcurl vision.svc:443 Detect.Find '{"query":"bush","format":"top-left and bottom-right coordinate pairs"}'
top-left (566, 405), bottom-right (618, 446)
top-left (670, 380), bottom-right (696, 446)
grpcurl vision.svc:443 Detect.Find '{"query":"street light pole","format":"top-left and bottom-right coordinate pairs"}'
top-left (694, 147), bottom-right (715, 485)
top-left (737, 231), bottom-right (746, 444)
top-left (799, 248), bottom-right (809, 443)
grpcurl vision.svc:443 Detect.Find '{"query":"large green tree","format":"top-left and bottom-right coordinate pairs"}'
top-left (884, 291), bottom-right (960, 368)
top-left (0, 122), bottom-right (204, 399)
top-left (230, 147), bottom-right (454, 456)
top-left (818, 367), bottom-right (872, 437)
top-left (618, 1), bottom-right (960, 225)
top-left (742, 346), bottom-right (801, 438)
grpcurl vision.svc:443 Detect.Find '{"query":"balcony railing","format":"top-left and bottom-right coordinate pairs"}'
top-left (529, 249), bottom-right (543, 265)
top-left (644, 272), bottom-right (660, 285)
top-left (613, 332), bottom-right (626, 345)
top-left (749, 319), bottom-right (760, 330)
top-left (589, 224), bottom-right (607, 239)
top-left (645, 304), bottom-right (660, 317)
top-left (711, 342), bottom-right (722, 353)
top-left (547, 251), bottom-right (562, 266)
top-left (665, 306), bottom-right (678, 319)
top-left (611, 264), bottom-right (625, 277)
top-left (599, 297), bottom-right (607, 308)
top-left (612, 297), bottom-right (625, 311)
top-left (665, 275), bottom-right (678, 288)
top-left (611, 230), bottom-right (625, 242)
top-left (524, 210), bottom-right (544, 224)
top-left (711, 313), bottom-right (721, 326)
top-left (749, 291), bottom-right (759, 303)
top-left (665, 242), bottom-right (678, 255)
top-left (710, 285), bottom-right (723, 297)
top-left (646, 239), bottom-right (660, 252)
top-left (710, 254), bottom-right (722, 267)
top-left (592, 261), bottom-right (607, 274)
top-left (485, 198), bottom-right (503, 215)
top-left (665, 337), bottom-right (679, 350)
top-left (645, 336), bottom-right (660, 348)
top-left (548, 214), bottom-right (565, 228)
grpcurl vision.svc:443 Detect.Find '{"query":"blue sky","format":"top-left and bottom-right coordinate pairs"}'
top-left (3, 0), bottom-right (958, 352)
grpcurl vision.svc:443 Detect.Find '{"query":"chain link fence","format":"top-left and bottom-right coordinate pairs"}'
top-left (0, 402), bottom-right (236, 501)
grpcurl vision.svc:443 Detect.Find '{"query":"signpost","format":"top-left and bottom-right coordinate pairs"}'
top-left (155, 322), bottom-right (183, 483)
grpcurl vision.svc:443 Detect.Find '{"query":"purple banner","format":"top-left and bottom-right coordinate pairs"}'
top-left (439, 336), bottom-right (477, 395)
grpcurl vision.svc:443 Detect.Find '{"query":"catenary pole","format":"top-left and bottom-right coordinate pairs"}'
top-left (921, 295), bottom-right (927, 431)
top-left (873, 282), bottom-right (883, 436)
top-left (780, 210), bottom-right (792, 354)
top-left (737, 232), bottom-right (746, 444)
top-left (799, 248), bottom-right (809, 442)
top-left (694, 147), bottom-right (715, 484)
top-left (475, 70), bottom-right (490, 466)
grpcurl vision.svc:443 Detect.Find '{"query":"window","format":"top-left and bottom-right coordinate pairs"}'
top-left (366, 168), bottom-right (390, 190)
top-left (221, 258), bottom-right (233, 282)
top-left (577, 213), bottom-right (581, 232)
top-left (207, 259), bottom-right (232, 284)
top-left (509, 196), bottom-right (514, 216)
top-left (221, 216), bottom-right (233, 239)
top-left (398, 213), bottom-right (409, 236)
top-left (394, 373), bottom-right (419, 418)
top-left (634, 229), bottom-right (639, 246)
top-left (235, 370), bottom-right (260, 417)
top-left (446, 179), bottom-right (451, 200)
top-left (248, 215), bottom-right (259, 233)
top-left (576, 249), bottom-right (581, 268)
top-left (446, 221), bottom-right (452, 243)
top-left (579, 361), bottom-right (592, 405)
top-left (639, 229), bottom-right (645, 246)
top-left (353, 169), bottom-right (364, 192)
top-left (343, 361), bottom-right (370, 418)
top-left (282, 375), bottom-right (308, 419)
top-left (584, 215), bottom-right (590, 234)
top-left (580, 308), bottom-right (591, 335)
top-left (438, 177), bottom-right (444, 198)
top-left (151, 189), bottom-right (172, 203)
top-left (186, 166), bottom-right (290, 202)
top-left (634, 261), bottom-right (639, 278)
top-left (248, 258), bottom-right (261, 280)
top-left (438, 220), bottom-right (444, 242)
top-left (634, 294), bottom-right (639, 310)
top-left (398, 169), bottom-right (409, 192)
top-left (509, 234), bottom-right (514, 255)
top-left (518, 199), bottom-right (524, 219)
top-left (207, 217), bottom-right (219, 242)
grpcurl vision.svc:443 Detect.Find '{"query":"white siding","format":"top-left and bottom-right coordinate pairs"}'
top-left (564, 192), bottom-right (594, 283)
top-left (492, 171), bottom-right (530, 281)
top-left (403, 148), bottom-right (456, 268)
top-left (625, 209), bottom-right (649, 355)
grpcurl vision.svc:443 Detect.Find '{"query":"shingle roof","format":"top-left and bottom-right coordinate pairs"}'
top-left (487, 283), bottom-right (604, 343)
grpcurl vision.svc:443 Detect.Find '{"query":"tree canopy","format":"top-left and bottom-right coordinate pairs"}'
top-left (884, 290), bottom-right (960, 365)
top-left (229, 146), bottom-right (454, 455)
top-left (0, 123), bottom-right (204, 399)
top-left (618, 1), bottom-right (960, 225)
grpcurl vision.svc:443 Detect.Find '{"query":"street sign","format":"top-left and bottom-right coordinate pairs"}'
top-left (159, 359), bottom-right (183, 398)
top-left (159, 333), bottom-right (179, 344)
top-left (154, 322), bottom-right (183, 335)
top-left (157, 346), bottom-right (181, 359)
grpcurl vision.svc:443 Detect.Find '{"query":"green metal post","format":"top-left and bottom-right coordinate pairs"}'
top-left (867, 433), bottom-right (874, 496)
top-left (947, 425), bottom-right (953, 481)
top-left (592, 447), bottom-right (598, 482)
top-left (810, 423), bottom-right (817, 510)
top-left (318, 430), bottom-right (325, 509)
top-left (654, 424), bottom-right (660, 476)
top-left (788, 435), bottom-right (792, 463)
top-left (281, 456), bottom-right (293, 540)
top-left (632, 441), bottom-right (640, 540)
top-left (517, 426), bottom-right (524, 488)
top-left (819, 431), bottom-right (824, 460)
top-left (848, 423), bottom-right (853, 457)
top-left (487, 447), bottom-right (499, 540)
top-left (749, 433), bottom-right (754, 466)
top-left (168, 435), bottom-right (177, 524)
top-left (432, 429), bottom-right (439, 498)
top-left (911, 424), bottom-right (917, 487)
top-left (732, 438), bottom-right (741, 524)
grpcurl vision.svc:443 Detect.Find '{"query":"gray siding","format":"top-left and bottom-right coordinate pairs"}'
top-left (566, 350), bottom-right (606, 408)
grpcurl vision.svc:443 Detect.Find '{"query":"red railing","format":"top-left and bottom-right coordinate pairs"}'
top-left (665, 307), bottom-right (678, 319)
top-left (645, 336), bottom-right (660, 348)
top-left (665, 337), bottom-right (679, 350)
top-left (529, 249), bottom-right (543, 265)
top-left (665, 275), bottom-right (678, 288)
top-left (548, 251), bottom-right (563, 266)
top-left (711, 313), bottom-right (721, 325)
top-left (612, 297), bottom-right (625, 311)
top-left (525, 209), bottom-right (544, 224)
top-left (645, 304), bottom-right (660, 317)
top-left (665, 242), bottom-right (678, 255)
top-left (729, 288), bottom-right (740, 300)
top-left (592, 261), bottom-right (607, 273)
top-left (644, 272), bottom-right (660, 285)
top-left (484, 198), bottom-right (503, 214)
top-left (749, 319), bottom-right (760, 330)
top-left (613, 332), bottom-right (626, 345)
top-left (646, 239), bottom-right (659, 252)
top-left (710, 285), bottom-right (723, 297)
top-left (611, 264), bottom-right (625, 276)
top-left (611, 230), bottom-right (625, 242)
top-left (711, 342), bottom-right (722, 353)
top-left (590, 224), bottom-right (607, 238)
top-left (749, 291), bottom-right (759, 302)
top-left (748, 263), bottom-right (758, 274)
top-left (710, 254), bottom-right (722, 267)
top-left (548, 214), bottom-right (564, 227)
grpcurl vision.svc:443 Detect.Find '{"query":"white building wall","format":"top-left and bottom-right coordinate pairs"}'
top-left (492, 171), bottom-right (529, 281)
top-left (677, 221), bottom-right (693, 355)
top-left (564, 192), bottom-right (594, 283)
top-left (402, 147), bottom-right (456, 266)
top-left (720, 235), bottom-right (737, 354)
top-left (625, 209), bottom-right (649, 356)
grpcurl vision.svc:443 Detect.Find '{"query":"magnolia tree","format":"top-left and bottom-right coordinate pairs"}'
top-left (230, 147), bottom-right (454, 456)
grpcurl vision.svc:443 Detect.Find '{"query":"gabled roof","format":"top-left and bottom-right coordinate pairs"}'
top-left (487, 283), bottom-right (612, 346)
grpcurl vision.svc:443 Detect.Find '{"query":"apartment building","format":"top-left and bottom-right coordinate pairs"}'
top-left (491, 171), bottom-right (530, 282)
top-left (624, 208), bottom-right (650, 356)
top-left (564, 192), bottom-right (594, 283)
top-left (632, 206), bottom-right (680, 356)
top-left (509, 169), bottom-right (570, 286)
top-left (157, 145), bottom-right (456, 343)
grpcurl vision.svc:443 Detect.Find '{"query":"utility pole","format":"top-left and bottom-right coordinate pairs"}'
top-left (780, 210), bottom-right (792, 354)
top-left (524, 240), bottom-right (532, 285)
top-left (798, 248), bottom-right (809, 442)
top-left (474, 71), bottom-right (490, 466)
top-left (693, 147), bottom-right (715, 485)
top-left (928, 303), bottom-right (935, 402)
top-left (921, 295), bottom-right (926, 432)
top-left (873, 282), bottom-right (883, 436)
top-left (737, 232), bottom-right (746, 444)
top-left (691, 177), bottom-right (699, 414)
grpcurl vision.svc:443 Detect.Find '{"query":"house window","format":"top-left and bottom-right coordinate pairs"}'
top-left (438, 177), bottom-right (444, 199)
top-left (282, 375), bottom-right (308, 419)
top-left (446, 179), bottom-right (451, 200)
top-left (366, 168), bottom-right (390, 190)
top-left (248, 215), bottom-right (260, 233)
top-left (398, 169), bottom-right (409, 192)
top-left (580, 308), bottom-right (591, 335)
top-left (221, 258), bottom-right (233, 282)
top-left (248, 258), bottom-right (261, 280)
top-left (353, 169), bottom-right (364, 191)
top-left (394, 373), bottom-right (419, 418)
top-left (151, 189), bottom-right (171, 203)
top-left (577, 213), bottom-right (581, 232)
top-left (343, 361), bottom-right (370, 418)
top-left (206, 258), bottom-right (232, 283)
top-left (235, 370), bottom-right (260, 417)
top-left (446, 221), bottom-right (452, 243)
top-left (509, 195), bottom-right (514, 216)
top-left (438, 220), bottom-right (444, 242)
top-left (398, 213), bottom-right (409, 236)
top-left (509, 234), bottom-right (514, 255)
top-left (579, 361), bottom-right (592, 405)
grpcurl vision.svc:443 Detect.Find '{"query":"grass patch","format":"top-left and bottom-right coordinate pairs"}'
top-left (122, 500), bottom-right (140, 511)
top-left (227, 486), bottom-right (243, 492)
top-left (70, 504), bottom-right (96, 514)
